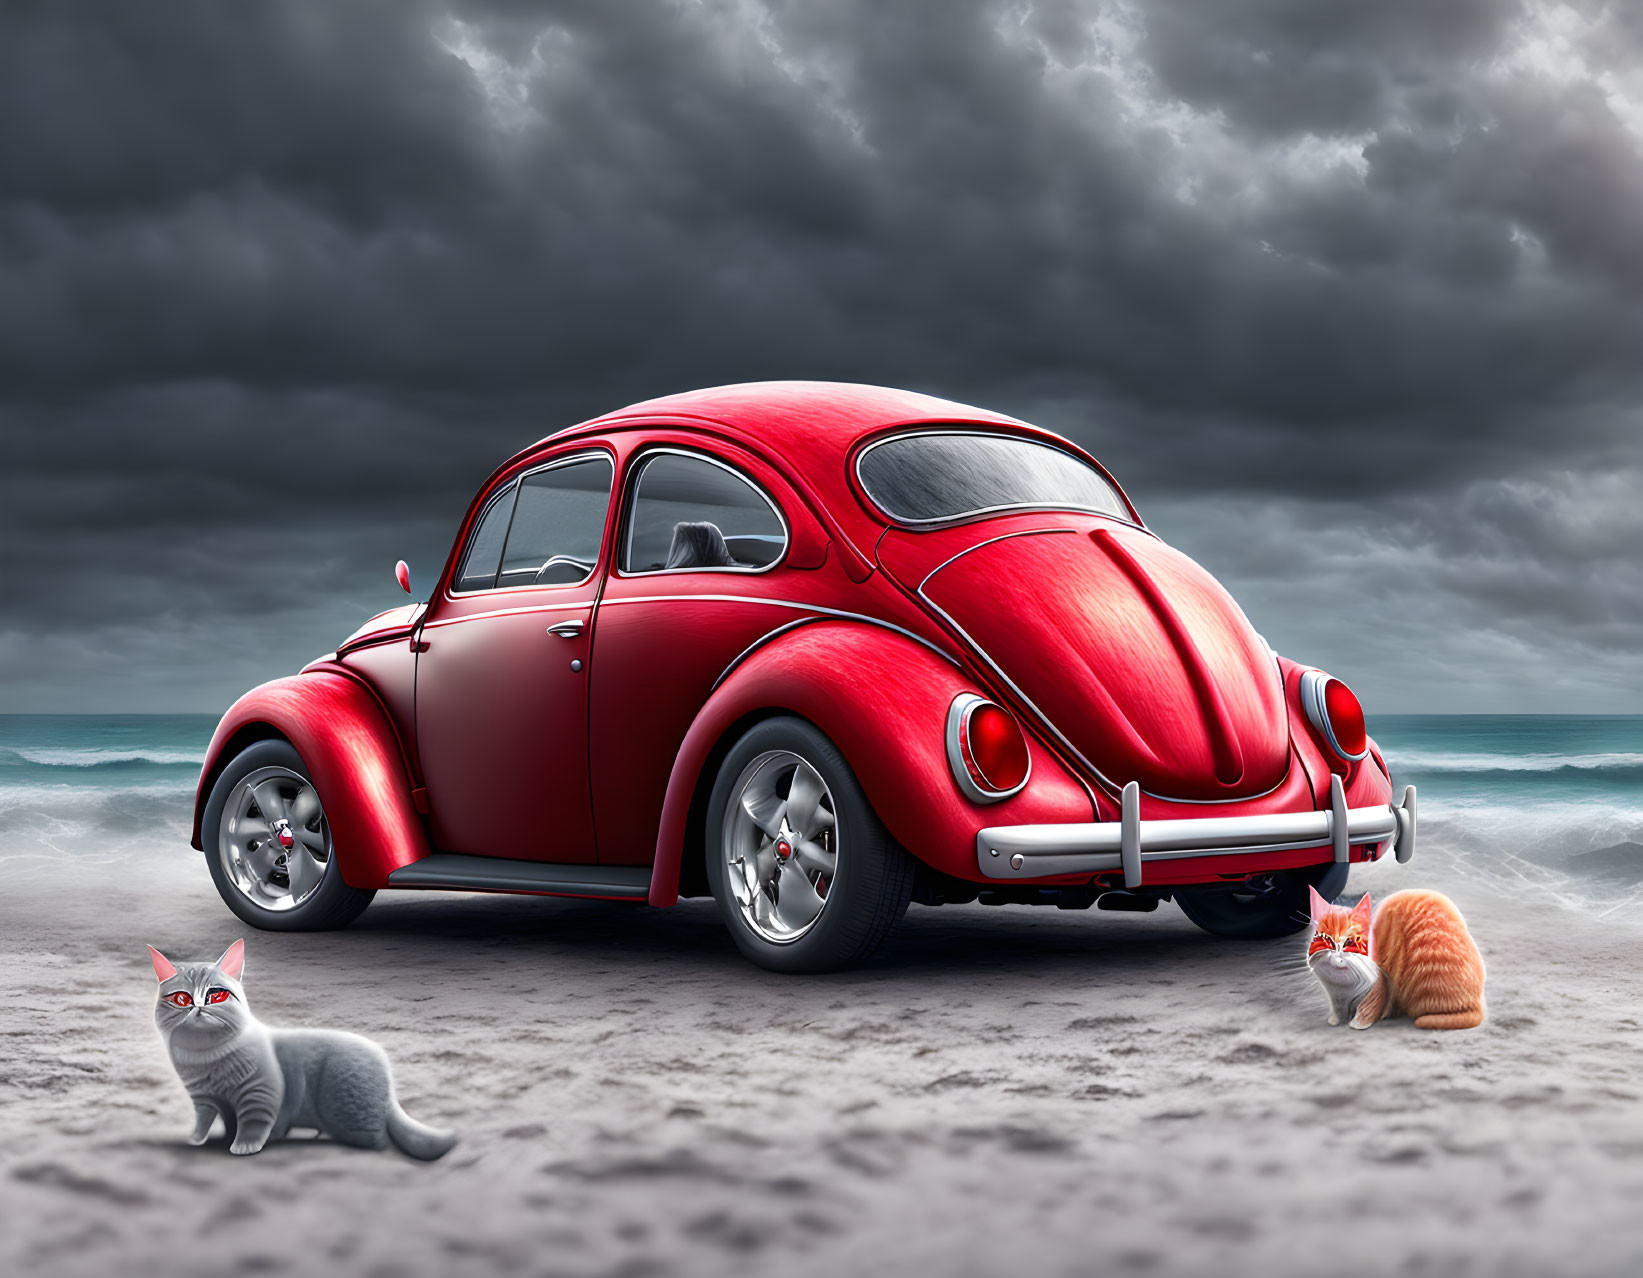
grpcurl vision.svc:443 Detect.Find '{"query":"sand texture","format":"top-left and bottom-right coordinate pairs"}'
top-left (3, 841), bottom-right (1642, 1277)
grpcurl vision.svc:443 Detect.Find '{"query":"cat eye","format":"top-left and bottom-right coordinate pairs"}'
top-left (165, 991), bottom-right (194, 1008)
top-left (1307, 935), bottom-right (1335, 955)
top-left (206, 989), bottom-right (233, 1005)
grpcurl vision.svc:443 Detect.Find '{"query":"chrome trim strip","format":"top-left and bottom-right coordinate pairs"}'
top-left (602, 593), bottom-right (839, 610)
top-left (450, 482), bottom-right (520, 596)
top-left (422, 600), bottom-right (590, 629)
top-left (615, 445), bottom-right (791, 578)
top-left (914, 527), bottom-right (1079, 593)
top-left (916, 530), bottom-right (1285, 807)
top-left (944, 693), bottom-right (1031, 805)
top-left (854, 428), bottom-right (1138, 529)
top-left (336, 604), bottom-right (427, 656)
top-left (709, 617), bottom-right (827, 693)
top-left (915, 559), bottom-right (1125, 796)
top-left (593, 594), bottom-right (964, 690)
top-left (976, 794), bottom-right (1414, 882)
top-left (603, 593), bottom-right (943, 648)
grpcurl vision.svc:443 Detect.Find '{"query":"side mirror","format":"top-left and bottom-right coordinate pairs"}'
top-left (394, 560), bottom-right (412, 595)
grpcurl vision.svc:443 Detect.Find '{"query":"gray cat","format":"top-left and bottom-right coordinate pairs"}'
top-left (149, 939), bottom-right (457, 1159)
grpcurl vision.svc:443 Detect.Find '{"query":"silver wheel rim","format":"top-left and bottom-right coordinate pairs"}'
top-left (218, 766), bottom-right (332, 912)
top-left (722, 749), bottom-right (839, 945)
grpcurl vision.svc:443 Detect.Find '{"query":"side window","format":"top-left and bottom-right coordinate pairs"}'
top-left (496, 454), bottom-right (613, 587)
top-left (621, 452), bottom-right (787, 573)
top-left (455, 482), bottom-right (516, 592)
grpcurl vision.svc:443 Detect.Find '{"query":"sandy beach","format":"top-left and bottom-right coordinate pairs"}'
top-left (3, 809), bottom-right (1642, 1278)
top-left (8, 0), bottom-right (1643, 1272)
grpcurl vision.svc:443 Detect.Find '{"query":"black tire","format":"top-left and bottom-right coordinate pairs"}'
top-left (1174, 861), bottom-right (1350, 940)
top-left (705, 717), bottom-right (914, 973)
top-left (202, 739), bottom-right (375, 932)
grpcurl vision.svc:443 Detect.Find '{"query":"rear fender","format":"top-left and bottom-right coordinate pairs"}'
top-left (648, 622), bottom-right (1096, 906)
top-left (191, 672), bottom-right (429, 889)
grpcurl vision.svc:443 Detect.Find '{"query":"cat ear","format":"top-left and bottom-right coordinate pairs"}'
top-left (216, 939), bottom-right (246, 980)
top-left (1351, 893), bottom-right (1373, 926)
top-left (1308, 884), bottom-right (1330, 923)
top-left (148, 946), bottom-right (177, 983)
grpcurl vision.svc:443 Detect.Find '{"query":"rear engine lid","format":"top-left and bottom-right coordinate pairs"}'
top-left (880, 518), bottom-right (1290, 801)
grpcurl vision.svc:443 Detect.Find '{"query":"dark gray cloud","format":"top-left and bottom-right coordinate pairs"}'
top-left (2, 0), bottom-right (1640, 712)
top-left (1139, 0), bottom-right (1517, 139)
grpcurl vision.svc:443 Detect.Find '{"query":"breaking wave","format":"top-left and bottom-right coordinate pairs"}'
top-left (1413, 799), bottom-right (1643, 922)
top-left (1385, 749), bottom-right (1643, 776)
top-left (2, 746), bottom-right (205, 769)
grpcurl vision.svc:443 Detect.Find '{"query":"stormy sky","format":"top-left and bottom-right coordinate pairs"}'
top-left (2, 0), bottom-right (1640, 714)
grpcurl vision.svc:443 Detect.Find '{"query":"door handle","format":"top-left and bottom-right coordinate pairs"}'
top-left (546, 620), bottom-right (584, 638)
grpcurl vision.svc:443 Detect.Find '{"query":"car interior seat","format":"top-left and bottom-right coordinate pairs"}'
top-left (665, 521), bottom-right (737, 570)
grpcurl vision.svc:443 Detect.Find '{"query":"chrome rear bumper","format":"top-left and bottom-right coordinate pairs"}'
top-left (977, 777), bottom-right (1416, 888)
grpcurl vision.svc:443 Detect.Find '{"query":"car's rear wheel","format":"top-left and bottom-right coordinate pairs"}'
top-left (1174, 861), bottom-right (1350, 940)
top-left (706, 717), bottom-right (913, 973)
top-left (202, 739), bottom-right (375, 931)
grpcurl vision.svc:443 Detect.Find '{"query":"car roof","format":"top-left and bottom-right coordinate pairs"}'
top-left (538, 381), bottom-right (1027, 471)
top-left (558, 377), bottom-right (1101, 508)
top-left (485, 381), bottom-right (1137, 569)
top-left (577, 379), bottom-right (1026, 448)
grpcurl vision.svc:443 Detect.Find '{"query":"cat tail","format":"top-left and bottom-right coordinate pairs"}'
top-left (385, 1102), bottom-right (458, 1161)
top-left (1414, 1006), bottom-right (1485, 1031)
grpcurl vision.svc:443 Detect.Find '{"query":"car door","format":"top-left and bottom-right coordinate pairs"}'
top-left (588, 445), bottom-right (804, 865)
top-left (415, 449), bottom-right (614, 862)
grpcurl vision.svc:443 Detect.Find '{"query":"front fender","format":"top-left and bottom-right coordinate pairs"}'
top-left (191, 672), bottom-right (429, 889)
top-left (648, 622), bottom-right (1096, 906)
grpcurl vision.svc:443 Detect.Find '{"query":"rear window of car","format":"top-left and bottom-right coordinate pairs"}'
top-left (855, 431), bottom-right (1131, 526)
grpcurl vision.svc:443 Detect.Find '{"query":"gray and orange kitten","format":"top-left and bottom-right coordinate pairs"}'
top-left (149, 940), bottom-right (457, 1159)
top-left (1306, 888), bottom-right (1485, 1030)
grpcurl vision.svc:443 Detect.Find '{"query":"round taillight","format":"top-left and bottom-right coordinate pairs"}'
top-left (946, 694), bottom-right (1031, 803)
top-left (1300, 670), bottom-right (1368, 762)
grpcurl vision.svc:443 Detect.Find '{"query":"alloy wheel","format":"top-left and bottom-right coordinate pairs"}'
top-left (218, 765), bottom-right (332, 912)
top-left (721, 749), bottom-right (839, 944)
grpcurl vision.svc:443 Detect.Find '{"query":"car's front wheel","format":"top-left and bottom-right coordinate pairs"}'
top-left (1174, 861), bottom-right (1350, 940)
top-left (202, 739), bottom-right (375, 931)
top-left (706, 717), bottom-right (913, 973)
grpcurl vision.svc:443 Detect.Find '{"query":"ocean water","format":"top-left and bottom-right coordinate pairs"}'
top-left (0, 715), bottom-right (213, 878)
top-left (1368, 715), bottom-right (1643, 919)
top-left (2, 713), bottom-right (1640, 916)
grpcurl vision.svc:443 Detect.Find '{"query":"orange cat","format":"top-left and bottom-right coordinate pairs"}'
top-left (1307, 887), bottom-right (1485, 1031)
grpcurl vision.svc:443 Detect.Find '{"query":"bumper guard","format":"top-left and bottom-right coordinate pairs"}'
top-left (978, 776), bottom-right (1417, 888)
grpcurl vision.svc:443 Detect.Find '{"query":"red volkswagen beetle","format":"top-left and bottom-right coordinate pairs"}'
top-left (193, 382), bottom-right (1415, 972)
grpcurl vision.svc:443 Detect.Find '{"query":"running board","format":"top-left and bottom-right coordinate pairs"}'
top-left (387, 853), bottom-right (650, 900)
